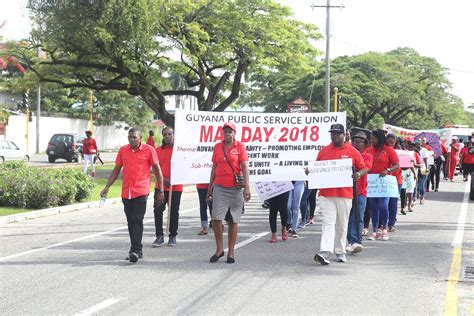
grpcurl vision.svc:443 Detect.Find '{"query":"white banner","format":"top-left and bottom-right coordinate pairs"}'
top-left (254, 181), bottom-right (294, 202)
top-left (171, 109), bottom-right (346, 184)
top-left (307, 158), bottom-right (353, 189)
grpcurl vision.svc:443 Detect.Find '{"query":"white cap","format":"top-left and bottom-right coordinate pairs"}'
top-left (452, 136), bottom-right (458, 140)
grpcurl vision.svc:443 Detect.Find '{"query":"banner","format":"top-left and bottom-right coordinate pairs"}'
top-left (367, 175), bottom-right (399, 198)
top-left (395, 150), bottom-right (414, 168)
top-left (254, 181), bottom-right (294, 202)
top-left (383, 123), bottom-right (454, 148)
top-left (307, 158), bottom-right (353, 189)
top-left (172, 109), bottom-right (346, 184)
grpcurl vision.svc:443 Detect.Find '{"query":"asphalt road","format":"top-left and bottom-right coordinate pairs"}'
top-left (0, 178), bottom-right (472, 315)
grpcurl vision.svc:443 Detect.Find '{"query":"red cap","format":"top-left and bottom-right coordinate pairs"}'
top-left (223, 122), bottom-right (236, 131)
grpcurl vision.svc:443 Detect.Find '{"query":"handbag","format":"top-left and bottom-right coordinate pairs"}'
top-left (223, 145), bottom-right (244, 188)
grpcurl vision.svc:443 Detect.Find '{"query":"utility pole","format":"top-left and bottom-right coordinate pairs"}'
top-left (36, 84), bottom-right (40, 154)
top-left (311, 1), bottom-right (345, 112)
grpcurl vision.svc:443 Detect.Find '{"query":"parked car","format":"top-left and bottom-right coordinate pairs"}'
top-left (46, 133), bottom-right (84, 163)
top-left (0, 140), bottom-right (30, 163)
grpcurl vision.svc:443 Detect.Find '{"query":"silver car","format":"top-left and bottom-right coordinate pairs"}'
top-left (0, 140), bottom-right (30, 163)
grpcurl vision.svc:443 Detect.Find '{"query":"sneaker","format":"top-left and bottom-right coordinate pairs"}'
top-left (125, 252), bottom-right (143, 261)
top-left (368, 232), bottom-right (377, 241)
top-left (269, 233), bottom-right (277, 243)
top-left (168, 236), bottom-right (177, 246)
top-left (152, 235), bottom-right (164, 247)
top-left (382, 229), bottom-right (389, 241)
top-left (198, 228), bottom-right (208, 235)
top-left (128, 252), bottom-right (139, 263)
top-left (308, 217), bottom-right (315, 225)
top-left (388, 226), bottom-right (397, 233)
top-left (376, 229), bottom-right (383, 239)
top-left (400, 208), bottom-right (407, 215)
top-left (314, 251), bottom-right (330, 265)
top-left (261, 202), bottom-right (270, 209)
top-left (297, 222), bottom-right (306, 229)
top-left (291, 230), bottom-right (299, 238)
top-left (336, 253), bottom-right (347, 263)
top-left (345, 244), bottom-right (352, 252)
top-left (362, 228), bottom-right (369, 236)
top-left (349, 243), bottom-right (363, 253)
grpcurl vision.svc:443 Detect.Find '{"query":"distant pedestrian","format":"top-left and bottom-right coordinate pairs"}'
top-left (448, 136), bottom-right (461, 181)
top-left (100, 127), bottom-right (164, 263)
top-left (206, 122), bottom-right (251, 264)
top-left (146, 129), bottom-right (156, 148)
top-left (83, 130), bottom-right (98, 176)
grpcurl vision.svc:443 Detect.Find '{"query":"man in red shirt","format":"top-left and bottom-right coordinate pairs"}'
top-left (153, 127), bottom-right (183, 247)
top-left (101, 128), bottom-right (164, 263)
top-left (460, 141), bottom-right (474, 181)
top-left (314, 124), bottom-right (369, 265)
top-left (146, 129), bottom-right (156, 148)
top-left (346, 129), bottom-right (373, 254)
top-left (82, 130), bottom-right (98, 176)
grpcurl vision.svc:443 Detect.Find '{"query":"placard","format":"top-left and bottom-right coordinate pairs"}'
top-left (307, 158), bottom-right (353, 189)
top-left (367, 175), bottom-right (399, 197)
top-left (254, 181), bottom-right (294, 202)
top-left (395, 150), bottom-right (414, 168)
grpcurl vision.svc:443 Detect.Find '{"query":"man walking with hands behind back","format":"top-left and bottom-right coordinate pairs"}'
top-left (101, 128), bottom-right (164, 263)
top-left (313, 124), bottom-right (369, 265)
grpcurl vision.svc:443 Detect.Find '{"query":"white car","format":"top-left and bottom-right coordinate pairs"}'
top-left (0, 140), bottom-right (30, 163)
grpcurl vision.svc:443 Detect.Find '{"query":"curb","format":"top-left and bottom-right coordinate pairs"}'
top-left (0, 186), bottom-right (198, 225)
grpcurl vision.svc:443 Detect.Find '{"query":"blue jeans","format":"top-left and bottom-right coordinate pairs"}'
top-left (368, 197), bottom-right (389, 231)
top-left (387, 184), bottom-right (402, 228)
top-left (197, 188), bottom-right (212, 228)
top-left (287, 181), bottom-right (305, 230)
top-left (417, 175), bottom-right (428, 198)
top-left (347, 195), bottom-right (367, 244)
top-left (299, 187), bottom-right (313, 223)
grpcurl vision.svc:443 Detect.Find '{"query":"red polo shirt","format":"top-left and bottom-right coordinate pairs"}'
top-left (316, 143), bottom-right (367, 199)
top-left (366, 145), bottom-right (399, 174)
top-left (212, 141), bottom-right (248, 188)
top-left (461, 147), bottom-right (474, 164)
top-left (83, 138), bottom-right (98, 154)
top-left (116, 143), bottom-right (159, 199)
top-left (156, 145), bottom-right (183, 192)
top-left (356, 149), bottom-right (373, 197)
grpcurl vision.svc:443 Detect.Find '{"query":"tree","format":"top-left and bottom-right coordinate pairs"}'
top-left (22, 0), bottom-right (321, 126)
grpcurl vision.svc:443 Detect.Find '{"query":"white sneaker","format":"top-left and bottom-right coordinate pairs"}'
top-left (345, 244), bottom-right (352, 252)
top-left (349, 243), bottom-right (363, 253)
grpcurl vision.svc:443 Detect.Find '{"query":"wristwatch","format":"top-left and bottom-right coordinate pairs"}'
top-left (157, 189), bottom-right (164, 193)
top-left (386, 168), bottom-right (391, 173)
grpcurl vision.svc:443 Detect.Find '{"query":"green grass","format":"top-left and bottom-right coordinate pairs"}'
top-left (0, 207), bottom-right (29, 216)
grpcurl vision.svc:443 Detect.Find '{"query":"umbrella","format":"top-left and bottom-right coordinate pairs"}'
top-left (415, 132), bottom-right (441, 157)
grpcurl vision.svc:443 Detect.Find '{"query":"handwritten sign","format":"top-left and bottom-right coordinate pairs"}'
top-left (307, 158), bottom-right (353, 189)
top-left (367, 175), bottom-right (399, 198)
top-left (395, 150), bottom-right (414, 168)
top-left (254, 181), bottom-right (294, 201)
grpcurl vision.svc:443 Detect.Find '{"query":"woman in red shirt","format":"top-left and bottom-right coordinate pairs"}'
top-left (386, 134), bottom-right (403, 232)
top-left (365, 129), bottom-right (400, 241)
top-left (206, 122), bottom-right (251, 264)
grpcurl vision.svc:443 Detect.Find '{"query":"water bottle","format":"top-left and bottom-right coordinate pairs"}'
top-left (99, 196), bottom-right (106, 208)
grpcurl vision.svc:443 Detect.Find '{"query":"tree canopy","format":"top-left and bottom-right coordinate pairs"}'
top-left (22, 0), bottom-right (321, 126)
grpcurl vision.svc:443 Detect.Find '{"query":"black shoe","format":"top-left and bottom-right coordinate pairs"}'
top-left (125, 252), bottom-right (143, 261)
top-left (128, 252), bottom-right (139, 263)
top-left (210, 251), bottom-right (224, 263)
top-left (227, 256), bottom-right (235, 264)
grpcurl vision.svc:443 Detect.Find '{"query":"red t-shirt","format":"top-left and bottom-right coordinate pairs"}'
top-left (155, 146), bottom-right (183, 192)
top-left (146, 136), bottom-right (156, 149)
top-left (316, 143), bottom-right (367, 199)
top-left (441, 143), bottom-right (448, 155)
top-left (461, 147), bottom-right (474, 164)
top-left (357, 149), bottom-right (373, 197)
top-left (212, 141), bottom-right (248, 188)
top-left (82, 138), bottom-right (98, 154)
top-left (366, 145), bottom-right (400, 174)
top-left (414, 151), bottom-right (421, 165)
top-left (450, 143), bottom-right (461, 161)
top-left (116, 143), bottom-right (159, 199)
top-left (196, 183), bottom-right (210, 189)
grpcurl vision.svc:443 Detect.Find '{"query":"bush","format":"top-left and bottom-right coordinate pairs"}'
top-left (0, 162), bottom-right (96, 209)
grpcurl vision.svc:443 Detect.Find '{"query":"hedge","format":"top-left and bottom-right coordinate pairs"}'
top-left (0, 161), bottom-right (95, 209)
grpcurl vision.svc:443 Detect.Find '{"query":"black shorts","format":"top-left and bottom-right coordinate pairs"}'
top-left (462, 163), bottom-right (474, 175)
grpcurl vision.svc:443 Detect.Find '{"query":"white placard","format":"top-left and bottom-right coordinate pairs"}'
top-left (307, 158), bottom-right (353, 189)
top-left (254, 181), bottom-right (294, 202)
top-left (171, 109), bottom-right (346, 184)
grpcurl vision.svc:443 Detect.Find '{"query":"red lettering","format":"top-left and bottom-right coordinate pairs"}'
top-left (263, 127), bottom-right (274, 142)
top-left (241, 126), bottom-right (252, 142)
top-left (213, 127), bottom-right (224, 142)
top-left (200, 125), bottom-right (213, 142)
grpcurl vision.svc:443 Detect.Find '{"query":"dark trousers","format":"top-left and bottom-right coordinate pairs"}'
top-left (154, 190), bottom-right (182, 237)
top-left (122, 195), bottom-right (148, 255)
top-left (268, 191), bottom-right (289, 233)
top-left (434, 157), bottom-right (442, 189)
top-left (400, 188), bottom-right (407, 209)
top-left (308, 189), bottom-right (317, 218)
top-left (364, 200), bottom-right (371, 229)
top-left (197, 187), bottom-right (213, 226)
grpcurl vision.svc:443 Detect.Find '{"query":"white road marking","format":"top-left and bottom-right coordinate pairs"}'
top-left (74, 298), bottom-right (121, 316)
top-left (451, 182), bottom-right (469, 247)
top-left (0, 207), bottom-right (199, 261)
top-left (225, 231), bottom-right (270, 252)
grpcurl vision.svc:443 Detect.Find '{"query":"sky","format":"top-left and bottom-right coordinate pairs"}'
top-left (1, 0), bottom-right (473, 109)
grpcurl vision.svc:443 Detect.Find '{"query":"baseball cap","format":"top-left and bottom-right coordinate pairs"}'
top-left (329, 124), bottom-right (345, 133)
top-left (352, 131), bottom-right (368, 141)
top-left (223, 122), bottom-right (236, 131)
